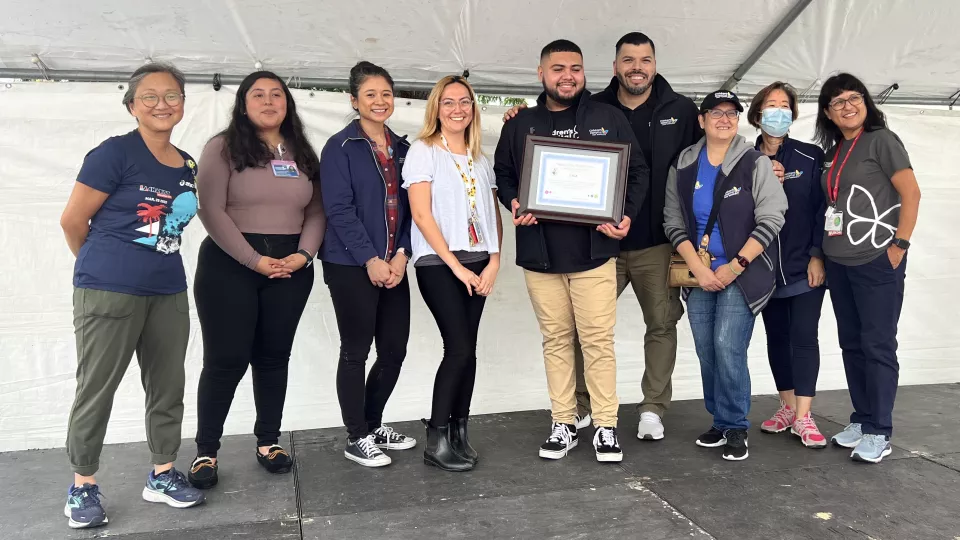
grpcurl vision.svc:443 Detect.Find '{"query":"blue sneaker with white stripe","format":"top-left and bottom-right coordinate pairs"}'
top-left (141, 468), bottom-right (206, 508)
top-left (64, 483), bottom-right (107, 529)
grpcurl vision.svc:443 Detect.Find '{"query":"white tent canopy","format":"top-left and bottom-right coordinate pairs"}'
top-left (3, 0), bottom-right (960, 102)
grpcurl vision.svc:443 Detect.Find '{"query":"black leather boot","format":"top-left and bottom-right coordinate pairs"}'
top-left (422, 419), bottom-right (474, 472)
top-left (450, 417), bottom-right (478, 464)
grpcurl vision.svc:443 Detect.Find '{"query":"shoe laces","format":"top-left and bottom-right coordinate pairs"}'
top-left (595, 427), bottom-right (618, 448)
top-left (772, 402), bottom-right (794, 424)
top-left (795, 413), bottom-right (820, 434)
top-left (154, 469), bottom-right (190, 492)
top-left (357, 434), bottom-right (384, 457)
top-left (844, 422), bottom-right (863, 436)
top-left (375, 425), bottom-right (403, 442)
top-left (190, 456), bottom-right (215, 473)
top-left (860, 433), bottom-right (887, 449)
top-left (547, 422), bottom-right (573, 445)
top-left (639, 412), bottom-right (660, 424)
top-left (71, 484), bottom-right (104, 509)
top-left (262, 445), bottom-right (289, 461)
top-left (724, 429), bottom-right (747, 446)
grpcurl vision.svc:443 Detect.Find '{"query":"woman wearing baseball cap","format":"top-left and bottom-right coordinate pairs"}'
top-left (663, 89), bottom-right (787, 461)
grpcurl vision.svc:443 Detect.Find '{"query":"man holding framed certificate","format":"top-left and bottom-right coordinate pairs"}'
top-left (494, 39), bottom-right (649, 463)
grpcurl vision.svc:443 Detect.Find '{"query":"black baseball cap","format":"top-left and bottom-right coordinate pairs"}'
top-left (699, 90), bottom-right (744, 113)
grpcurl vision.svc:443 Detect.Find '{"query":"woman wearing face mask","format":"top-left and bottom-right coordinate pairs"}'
top-left (663, 90), bottom-right (787, 462)
top-left (747, 82), bottom-right (829, 448)
top-left (190, 71), bottom-right (325, 489)
top-left (319, 61), bottom-right (416, 468)
top-left (403, 75), bottom-right (502, 472)
top-left (814, 73), bottom-right (920, 464)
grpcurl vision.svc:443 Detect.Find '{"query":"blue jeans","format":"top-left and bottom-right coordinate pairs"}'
top-left (687, 286), bottom-right (757, 431)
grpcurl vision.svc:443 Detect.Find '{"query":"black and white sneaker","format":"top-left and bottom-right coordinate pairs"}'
top-left (593, 427), bottom-right (623, 462)
top-left (575, 413), bottom-right (592, 430)
top-left (722, 429), bottom-right (749, 461)
top-left (345, 434), bottom-right (392, 467)
top-left (539, 422), bottom-right (578, 459)
top-left (372, 424), bottom-right (417, 450)
top-left (696, 427), bottom-right (727, 448)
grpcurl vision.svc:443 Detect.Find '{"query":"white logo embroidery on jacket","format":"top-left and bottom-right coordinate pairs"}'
top-left (660, 117), bottom-right (678, 126)
top-left (723, 186), bottom-right (741, 199)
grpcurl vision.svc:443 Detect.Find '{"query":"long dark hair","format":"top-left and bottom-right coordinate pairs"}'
top-left (219, 71), bottom-right (320, 180)
top-left (814, 73), bottom-right (887, 150)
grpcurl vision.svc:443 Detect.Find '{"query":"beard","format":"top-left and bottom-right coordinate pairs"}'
top-left (617, 71), bottom-right (653, 96)
top-left (542, 80), bottom-right (585, 107)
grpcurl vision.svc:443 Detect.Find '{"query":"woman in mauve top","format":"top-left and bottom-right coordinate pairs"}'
top-left (189, 71), bottom-right (325, 489)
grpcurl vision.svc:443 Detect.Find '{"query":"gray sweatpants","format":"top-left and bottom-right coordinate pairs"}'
top-left (66, 288), bottom-right (190, 476)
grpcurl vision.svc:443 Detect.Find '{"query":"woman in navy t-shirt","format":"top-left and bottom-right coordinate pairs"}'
top-left (58, 63), bottom-right (205, 530)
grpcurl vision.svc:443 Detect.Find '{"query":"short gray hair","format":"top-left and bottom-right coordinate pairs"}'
top-left (123, 62), bottom-right (186, 112)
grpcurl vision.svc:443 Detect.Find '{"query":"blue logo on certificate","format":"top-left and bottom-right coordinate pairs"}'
top-left (536, 152), bottom-right (609, 211)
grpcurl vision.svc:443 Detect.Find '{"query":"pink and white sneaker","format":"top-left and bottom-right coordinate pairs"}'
top-left (791, 412), bottom-right (827, 448)
top-left (760, 402), bottom-right (795, 434)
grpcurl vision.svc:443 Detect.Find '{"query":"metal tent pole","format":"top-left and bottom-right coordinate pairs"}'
top-left (721, 0), bottom-right (814, 91)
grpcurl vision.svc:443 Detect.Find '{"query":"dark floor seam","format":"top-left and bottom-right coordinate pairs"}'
top-left (290, 431), bottom-right (305, 540)
top-left (919, 453), bottom-right (960, 474)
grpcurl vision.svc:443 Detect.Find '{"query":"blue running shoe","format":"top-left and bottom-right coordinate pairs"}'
top-left (851, 433), bottom-right (893, 464)
top-left (64, 483), bottom-right (107, 529)
top-left (141, 468), bottom-right (206, 508)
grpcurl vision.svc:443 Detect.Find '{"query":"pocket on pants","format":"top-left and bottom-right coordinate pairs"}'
top-left (76, 288), bottom-right (137, 319)
top-left (174, 291), bottom-right (190, 314)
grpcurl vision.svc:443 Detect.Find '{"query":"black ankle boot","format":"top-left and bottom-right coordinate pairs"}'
top-left (422, 419), bottom-right (473, 472)
top-left (450, 417), bottom-right (478, 464)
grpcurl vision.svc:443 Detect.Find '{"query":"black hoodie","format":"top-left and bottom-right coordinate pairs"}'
top-left (494, 90), bottom-right (649, 272)
top-left (593, 74), bottom-right (702, 251)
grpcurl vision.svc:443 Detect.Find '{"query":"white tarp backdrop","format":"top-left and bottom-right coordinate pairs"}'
top-left (1, 0), bottom-right (959, 452)
top-left (0, 81), bottom-right (958, 453)
top-left (2, 0), bottom-right (960, 99)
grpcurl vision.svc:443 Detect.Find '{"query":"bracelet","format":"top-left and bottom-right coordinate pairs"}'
top-left (728, 263), bottom-right (742, 276)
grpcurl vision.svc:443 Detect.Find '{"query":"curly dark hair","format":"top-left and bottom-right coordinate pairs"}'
top-left (218, 71), bottom-right (320, 180)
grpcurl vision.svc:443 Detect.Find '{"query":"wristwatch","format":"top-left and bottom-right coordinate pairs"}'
top-left (297, 249), bottom-right (314, 267)
top-left (890, 238), bottom-right (910, 250)
top-left (734, 255), bottom-right (751, 270)
top-left (395, 247), bottom-right (409, 262)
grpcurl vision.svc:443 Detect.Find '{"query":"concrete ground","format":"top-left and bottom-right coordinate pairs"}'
top-left (3, 383), bottom-right (958, 540)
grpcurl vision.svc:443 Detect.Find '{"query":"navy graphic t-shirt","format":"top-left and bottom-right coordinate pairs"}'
top-left (73, 130), bottom-right (199, 295)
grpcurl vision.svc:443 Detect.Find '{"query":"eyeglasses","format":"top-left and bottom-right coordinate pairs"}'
top-left (440, 98), bottom-right (474, 110)
top-left (136, 92), bottom-right (184, 108)
top-left (706, 109), bottom-right (740, 119)
top-left (829, 93), bottom-right (864, 110)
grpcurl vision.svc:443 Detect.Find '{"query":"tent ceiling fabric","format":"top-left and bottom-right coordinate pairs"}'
top-left (2, 0), bottom-right (959, 99)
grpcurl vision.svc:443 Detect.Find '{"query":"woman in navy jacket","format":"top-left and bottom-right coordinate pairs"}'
top-left (319, 61), bottom-right (416, 468)
top-left (747, 82), bottom-right (829, 449)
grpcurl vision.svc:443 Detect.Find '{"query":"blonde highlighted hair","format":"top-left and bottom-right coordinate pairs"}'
top-left (416, 75), bottom-right (484, 157)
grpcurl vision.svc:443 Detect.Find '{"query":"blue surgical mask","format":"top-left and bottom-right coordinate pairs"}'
top-left (760, 107), bottom-right (793, 137)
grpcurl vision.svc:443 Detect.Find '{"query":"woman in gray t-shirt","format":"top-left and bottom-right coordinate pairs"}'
top-left (813, 73), bottom-right (922, 464)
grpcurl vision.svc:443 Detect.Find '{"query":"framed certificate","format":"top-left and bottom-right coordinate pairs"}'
top-left (517, 135), bottom-right (630, 226)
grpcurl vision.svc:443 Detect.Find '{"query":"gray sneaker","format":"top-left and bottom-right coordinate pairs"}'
top-left (831, 422), bottom-right (863, 448)
top-left (851, 434), bottom-right (893, 463)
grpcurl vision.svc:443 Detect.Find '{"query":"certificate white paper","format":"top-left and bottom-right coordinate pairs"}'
top-left (535, 152), bottom-right (610, 210)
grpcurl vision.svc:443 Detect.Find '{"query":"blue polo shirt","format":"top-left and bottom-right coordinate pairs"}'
top-left (693, 147), bottom-right (727, 270)
top-left (73, 130), bottom-right (199, 296)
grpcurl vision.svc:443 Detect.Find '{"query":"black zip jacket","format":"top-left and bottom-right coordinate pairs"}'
top-left (593, 75), bottom-right (702, 251)
top-left (494, 90), bottom-right (650, 271)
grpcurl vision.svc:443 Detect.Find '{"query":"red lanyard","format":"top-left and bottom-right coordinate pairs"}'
top-left (826, 130), bottom-right (863, 206)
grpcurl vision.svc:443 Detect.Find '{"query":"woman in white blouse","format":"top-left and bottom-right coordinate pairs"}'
top-left (403, 75), bottom-right (502, 472)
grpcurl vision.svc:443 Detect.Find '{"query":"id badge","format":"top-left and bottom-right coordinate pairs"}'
top-left (467, 211), bottom-right (484, 247)
top-left (825, 211), bottom-right (844, 236)
top-left (271, 160), bottom-right (300, 178)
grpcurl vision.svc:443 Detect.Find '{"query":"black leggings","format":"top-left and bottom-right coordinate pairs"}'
top-left (194, 234), bottom-right (314, 457)
top-left (323, 261), bottom-right (411, 441)
top-left (760, 287), bottom-right (826, 397)
top-left (416, 260), bottom-right (489, 424)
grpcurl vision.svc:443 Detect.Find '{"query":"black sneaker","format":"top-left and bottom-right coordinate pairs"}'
top-left (188, 456), bottom-right (218, 489)
top-left (345, 434), bottom-right (392, 467)
top-left (722, 429), bottom-right (749, 461)
top-left (593, 426), bottom-right (623, 462)
top-left (696, 427), bottom-right (727, 448)
top-left (539, 422), bottom-right (578, 459)
top-left (257, 445), bottom-right (294, 474)
top-left (372, 424), bottom-right (417, 450)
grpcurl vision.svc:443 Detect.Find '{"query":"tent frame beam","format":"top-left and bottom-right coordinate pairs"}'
top-left (721, 0), bottom-right (814, 91)
top-left (1, 68), bottom-right (957, 107)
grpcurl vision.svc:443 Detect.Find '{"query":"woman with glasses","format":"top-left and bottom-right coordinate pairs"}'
top-left (814, 73), bottom-right (921, 464)
top-left (746, 83), bottom-right (829, 448)
top-left (403, 76), bottom-right (502, 472)
top-left (663, 90), bottom-right (787, 462)
top-left (188, 71), bottom-right (325, 489)
top-left (59, 62), bottom-right (205, 529)
top-left (319, 61), bottom-right (417, 468)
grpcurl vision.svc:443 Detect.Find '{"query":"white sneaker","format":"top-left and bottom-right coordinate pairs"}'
top-left (637, 412), bottom-right (665, 440)
top-left (575, 413), bottom-right (592, 430)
